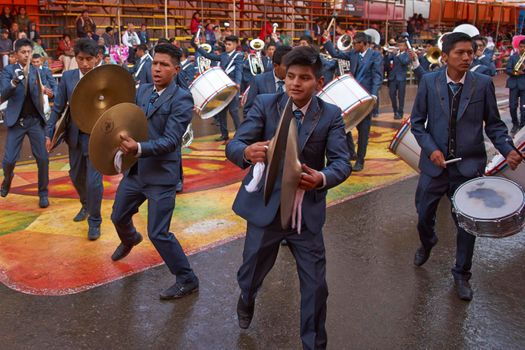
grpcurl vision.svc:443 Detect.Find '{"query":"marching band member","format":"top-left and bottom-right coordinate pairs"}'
top-left (243, 45), bottom-right (292, 115)
top-left (226, 46), bottom-right (350, 349)
top-left (110, 44), bottom-right (200, 300)
top-left (506, 39), bottom-right (525, 135)
top-left (0, 39), bottom-right (52, 208)
top-left (411, 32), bottom-right (522, 301)
top-left (323, 31), bottom-right (383, 171)
top-left (471, 36), bottom-right (495, 76)
top-left (31, 53), bottom-right (57, 96)
top-left (193, 35), bottom-right (243, 142)
top-left (130, 44), bottom-right (152, 85)
top-left (45, 39), bottom-right (104, 240)
top-left (177, 47), bottom-right (195, 90)
top-left (297, 35), bottom-right (337, 86)
top-left (386, 38), bottom-right (411, 119)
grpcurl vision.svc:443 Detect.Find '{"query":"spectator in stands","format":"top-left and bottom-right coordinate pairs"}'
top-left (138, 23), bottom-right (149, 46)
top-left (15, 7), bottom-right (30, 33)
top-left (13, 31), bottom-right (27, 51)
top-left (9, 22), bottom-right (18, 42)
top-left (32, 37), bottom-right (47, 59)
top-left (96, 45), bottom-right (105, 66)
top-left (204, 23), bottom-right (216, 48)
top-left (103, 54), bottom-right (111, 65)
top-left (258, 19), bottom-right (273, 40)
top-left (122, 23), bottom-right (140, 63)
top-left (7, 50), bottom-right (15, 64)
top-left (56, 33), bottom-right (77, 71)
top-left (0, 28), bottom-right (12, 67)
top-left (28, 22), bottom-right (39, 41)
top-left (169, 38), bottom-right (180, 48)
top-left (102, 26), bottom-right (115, 47)
top-left (76, 10), bottom-right (96, 39)
top-left (190, 11), bottom-right (201, 35)
top-left (0, 6), bottom-right (13, 30)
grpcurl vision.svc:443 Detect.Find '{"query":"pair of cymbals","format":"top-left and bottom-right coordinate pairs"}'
top-left (70, 64), bottom-right (136, 134)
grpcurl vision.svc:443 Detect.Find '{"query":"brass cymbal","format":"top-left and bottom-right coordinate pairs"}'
top-left (71, 65), bottom-right (136, 134)
top-left (50, 105), bottom-right (70, 151)
top-left (280, 120), bottom-right (302, 229)
top-left (88, 103), bottom-right (148, 176)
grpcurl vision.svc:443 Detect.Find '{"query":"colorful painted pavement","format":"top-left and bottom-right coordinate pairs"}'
top-left (0, 115), bottom-right (415, 295)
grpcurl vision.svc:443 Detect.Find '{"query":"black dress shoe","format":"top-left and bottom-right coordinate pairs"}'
top-left (414, 245), bottom-right (433, 266)
top-left (454, 279), bottom-right (473, 301)
top-left (280, 239), bottom-right (288, 246)
top-left (510, 124), bottom-right (519, 135)
top-left (111, 233), bottom-right (144, 261)
top-left (39, 196), bottom-right (49, 208)
top-left (175, 180), bottom-right (183, 193)
top-left (215, 135), bottom-right (229, 142)
top-left (73, 207), bottom-right (88, 222)
top-left (159, 276), bottom-right (199, 300)
top-left (353, 162), bottom-right (364, 172)
top-left (1, 177), bottom-right (12, 197)
top-left (394, 113), bottom-right (402, 120)
top-left (237, 295), bottom-right (255, 329)
top-left (88, 226), bottom-right (101, 241)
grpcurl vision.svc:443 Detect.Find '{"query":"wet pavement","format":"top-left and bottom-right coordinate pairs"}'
top-left (1, 73), bottom-right (524, 349)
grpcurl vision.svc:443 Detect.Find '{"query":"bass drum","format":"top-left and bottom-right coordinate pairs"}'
top-left (317, 74), bottom-right (376, 132)
top-left (190, 67), bottom-right (238, 119)
top-left (388, 117), bottom-right (420, 172)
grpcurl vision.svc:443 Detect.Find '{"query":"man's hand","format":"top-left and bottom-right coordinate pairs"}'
top-left (193, 36), bottom-right (200, 47)
top-left (506, 150), bottom-right (523, 170)
top-left (430, 150), bottom-right (446, 168)
top-left (43, 87), bottom-right (53, 98)
top-left (299, 164), bottom-right (323, 191)
top-left (119, 134), bottom-right (138, 155)
top-left (322, 30), bottom-right (331, 42)
top-left (244, 140), bottom-right (270, 164)
top-left (45, 137), bottom-right (51, 153)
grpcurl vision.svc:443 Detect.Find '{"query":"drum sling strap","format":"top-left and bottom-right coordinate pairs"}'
top-left (224, 52), bottom-right (240, 75)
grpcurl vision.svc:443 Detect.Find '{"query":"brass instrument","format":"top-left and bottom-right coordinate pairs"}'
top-left (272, 23), bottom-right (278, 34)
top-left (514, 51), bottom-right (525, 74)
top-left (383, 45), bottom-right (399, 54)
top-left (363, 28), bottom-right (381, 46)
top-left (426, 47), bottom-right (442, 71)
top-left (197, 43), bottom-right (212, 74)
top-left (336, 34), bottom-right (352, 51)
top-left (248, 38), bottom-right (265, 76)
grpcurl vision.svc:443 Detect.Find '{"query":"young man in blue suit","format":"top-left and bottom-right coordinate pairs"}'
top-left (506, 39), bottom-right (525, 135)
top-left (110, 44), bottom-right (199, 300)
top-left (130, 44), bottom-right (152, 86)
top-left (0, 38), bottom-right (53, 208)
top-left (45, 39), bottom-right (104, 240)
top-left (243, 45), bottom-right (292, 116)
top-left (177, 47), bottom-right (195, 90)
top-left (386, 39), bottom-right (411, 119)
top-left (194, 35), bottom-right (243, 141)
top-left (411, 32), bottom-right (523, 301)
top-left (323, 31), bottom-right (383, 171)
top-left (226, 46), bottom-right (351, 349)
top-left (31, 53), bottom-right (57, 97)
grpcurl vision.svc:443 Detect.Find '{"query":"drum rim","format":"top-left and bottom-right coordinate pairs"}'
top-left (389, 117), bottom-right (411, 152)
top-left (452, 176), bottom-right (525, 220)
top-left (196, 85), bottom-right (238, 119)
top-left (188, 66), bottom-right (222, 90)
top-left (485, 140), bottom-right (525, 175)
top-left (342, 96), bottom-right (375, 119)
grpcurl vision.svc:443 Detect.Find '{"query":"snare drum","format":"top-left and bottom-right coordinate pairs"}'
top-left (485, 128), bottom-right (525, 189)
top-left (190, 67), bottom-right (238, 119)
top-left (452, 177), bottom-right (525, 238)
top-left (388, 117), bottom-right (421, 172)
top-left (317, 74), bottom-right (376, 131)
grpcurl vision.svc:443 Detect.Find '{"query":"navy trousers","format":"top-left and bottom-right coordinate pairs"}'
top-left (238, 218), bottom-right (328, 350)
top-left (346, 114), bottom-right (372, 164)
top-left (388, 80), bottom-right (406, 116)
top-left (509, 87), bottom-right (525, 127)
top-left (415, 164), bottom-right (476, 280)
top-left (68, 133), bottom-right (103, 227)
top-left (111, 173), bottom-right (195, 283)
top-left (2, 115), bottom-right (48, 196)
top-left (218, 93), bottom-right (241, 138)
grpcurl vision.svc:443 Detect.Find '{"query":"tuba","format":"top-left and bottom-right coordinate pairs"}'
top-left (197, 43), bottom-right (212, 74)
top-left (248, 38), bottom-right (265, 76)
top-left (426, 47), bottom-right (442, 70)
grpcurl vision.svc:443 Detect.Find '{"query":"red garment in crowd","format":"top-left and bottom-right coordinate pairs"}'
top-left (190, 18), bottom-right (200, 35)
top-left (258, 21), bottom-right (273, 40)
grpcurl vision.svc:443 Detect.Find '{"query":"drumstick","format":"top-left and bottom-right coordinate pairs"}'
top-left (444, 157), bottom-right (462, 165)
top-left (507, 138), bottom-right (525, 160)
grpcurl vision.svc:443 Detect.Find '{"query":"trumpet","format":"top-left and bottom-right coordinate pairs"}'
top-left (248, 38), bottom-right (265, 76)
top-left (514, 51), bottom-right (525, 74)
top-left (383, 45), bottom-right (399, 54)
top-left (426, 47), bottom-right (443, 70)
top-left (197, 43), bottom-right (212, 74)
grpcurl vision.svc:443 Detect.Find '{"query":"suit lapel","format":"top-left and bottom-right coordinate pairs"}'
top-left (299, 96), bottom-right (321, 152)
top-left (457, 71), bottom-right (476, 121)
top-left (147, 80), bottom-right (176, 118)
top-left (436, 69), bottom-right (450, 118)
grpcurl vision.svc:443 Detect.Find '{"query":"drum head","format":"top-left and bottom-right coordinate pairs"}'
top-left (199, 85), bottom-right (238, 119)
top-left (453, 177), bottom-right (525, 220)
top-left (344, 97), bottom-right (375, 131)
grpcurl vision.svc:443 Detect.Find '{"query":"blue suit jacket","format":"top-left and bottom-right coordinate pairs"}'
top-left (471, 56), bottom-right (495, 76)
top-left (131, 56), bottom-right (152, 85)
top-left (324, 41), bottom-right (383, 96)
top-left (0, 64), bottom-right (48, 127)
top-left (411, 69), bottom-right (513, 178)
top-left (177, 60), bottom-right (196, 91)
top-left (386, 52), bottom-right (410, 81)
top-left (39, 67), bottom-right (57, 96)
top-left (320, 56), bottom-right (337, 86)
top-left (226, 93), bottom-right (351, 233)
top-left (197, 47), bottom-right (243, 85)
top-left (131, 79), bottom-right (193, 186)
top-left (242, 55), bottom-right (272, 86)
top-left (506, 53), bottom-right (525, 90)
top-left (243, 70), bottom-right (277, 115)
top-left (46, 69), bottom-right (82, 147)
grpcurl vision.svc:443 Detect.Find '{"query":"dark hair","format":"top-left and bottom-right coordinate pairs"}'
top-left (299, 35), bottom-right (313, 45)
top-left (137, 44), bottom-right (147, 52)
top-left (273, 45), bottom-right (292, 65)
top-left (156, 38), bottom-right (170, 46)
top-left (105, 26), bottom-right (113, 33)
top-left (14, 38), bottom-right (32, 52)
top-left (283, 46), bottom-right (322, 79)
top-left (180, 47), bottom-right (189, 58)
top-left (353, 32), bottom-right (368, 44)
top-left (442, 32), bottom-right (472, 54)
top-left (74, 38), bottom-right (98, 57)
top-left (520, 39), bottom-right (525, 46)
top-left (103, 54), bottom-right (110, 58)
top-left (96, 45), bottom-right (105, 55)
top-left (31, 53), bottom-right (41, 59)
top-left (153, 43), bottom-right (181, 66)
top-left (224, 35), bottom-right (239, 43)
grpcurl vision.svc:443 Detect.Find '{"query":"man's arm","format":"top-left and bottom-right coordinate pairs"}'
top-left (233, 54), bottom-right (243, 85)
top-left (399, 52), bottom-right (411, 67)
top-left (505, 55), bottom-right (515, 76)
top-left (370, 52), bottom-right (383, 96)
top-left (139, 90), bottom-right (193, 157)
top-left (323, 40), bottom-right (351, 61)
top-left (45, 69), bottom-right (58, 96)
top-left (410, 75), bottom-right (439, 158)
top-left (483, 80), bottom-right (514, 157)
top-left (0, 66), bottom-right (17, 101)
top-left (196, 46), bottom-right (222, 62)
top-left (243, 77), bottom-right (260, 116)
top-left (46, 74), bottom-right (68, 138)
